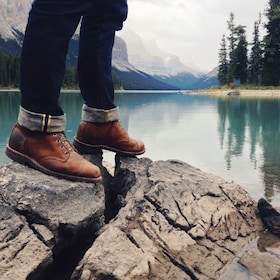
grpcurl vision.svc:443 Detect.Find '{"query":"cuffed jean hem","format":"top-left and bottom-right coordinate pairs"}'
top-left (18, 106), bottom-right (66, 133)
top-left (81, 104), bottom-right (119, 123)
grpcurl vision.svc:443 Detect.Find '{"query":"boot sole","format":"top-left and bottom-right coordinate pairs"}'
top-left (73, 137), bottom-right (145, 156)
top-left (5, 145), bottom-right (102, 183)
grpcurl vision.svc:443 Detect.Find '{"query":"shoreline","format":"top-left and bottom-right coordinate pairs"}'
top-left (184, 89), bottom-right (280, 97)
top-left (2, 88), bottom-right (280, 97)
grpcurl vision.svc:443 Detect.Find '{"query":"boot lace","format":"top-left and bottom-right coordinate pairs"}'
top-left (54, 133), bottom-right (75, 154)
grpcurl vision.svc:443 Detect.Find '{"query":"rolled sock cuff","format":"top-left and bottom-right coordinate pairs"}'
top-left (82, 104), bottom-right (120, 123)
top-left (18, 106), bottom-right (66, 133)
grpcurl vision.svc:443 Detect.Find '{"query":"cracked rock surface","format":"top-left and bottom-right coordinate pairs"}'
top-left (1, 156), bottom-right (280, 280)
top-left (72, 157), bottom-right (278, 280)
top-left (0, 160), bottom-right (105, 280)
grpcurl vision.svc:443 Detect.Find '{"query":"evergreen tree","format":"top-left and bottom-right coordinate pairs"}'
top-left (62, 65), bottom-right (123, 89)
top-left (218, 34), bottom-right (228, 85)
top-left (231, 25), bottom-right (248, 84)
top-left (63, 64), bottom-right (78, 88)
top-left (0, 49), bottom-right (20, 88)
top-left (262, 0), bottom-right (280, 85)
top-left (9, 52), bottom-right (20, 86)
top-left (112, 71), bottom-right (123, 90)
top-left (226, 12), bottom-right (237, 83)
top-left (0, 48), bottom-right (126, 90)
top-left (0, 50), bottom-right (7, 86)
top-left (248, 15), bottom-right (263, 85)
top-left (222, 13), bottom-right (248, 85)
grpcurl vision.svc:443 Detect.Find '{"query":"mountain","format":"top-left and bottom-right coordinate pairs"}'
top-left (0, 0), bottom-right (30, 40)
top-left (193, 67), bottom-right (219, 89)
top-left (117, 28), bottom-right (206, 89)
top-left (112, 37), bottom-right (178, 90)
top-left (0, 0), bottom-right (218, 90)
top-left (118, 28), bottom-right (201, 76)
top-left (0, 0), bottom-right (30, 52)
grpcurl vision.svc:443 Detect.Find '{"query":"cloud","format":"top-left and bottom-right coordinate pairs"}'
top-left (119, 0), bottom-right (268, 71)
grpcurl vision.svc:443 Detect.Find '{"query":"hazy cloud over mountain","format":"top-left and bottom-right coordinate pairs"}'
top-left (119, 0), bottom-right (267, 71)
top-left (0, 0), bottom-right (268, 72)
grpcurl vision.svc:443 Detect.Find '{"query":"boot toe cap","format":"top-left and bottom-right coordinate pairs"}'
top-left (80, 161), bottom-right (102, 180)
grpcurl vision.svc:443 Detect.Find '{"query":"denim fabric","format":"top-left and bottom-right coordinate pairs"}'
top-left (20, 0), bottom-right (127, 121)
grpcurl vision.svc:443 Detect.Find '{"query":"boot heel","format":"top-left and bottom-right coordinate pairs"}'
top-left (6, 145), bottom-right (27, 165)
top-left (73, 138), bottom-right (102, 154)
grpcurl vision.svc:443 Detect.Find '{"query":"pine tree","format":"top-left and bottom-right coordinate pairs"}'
top-left (63, 64), bottom-right (78, 88)
top-left (261, 0), bottom-right (280, 85)
top-left (248, 14), bottom-right (263, 85)
top-left (227, 12), bottom-right (237, 83)
top-left (231, 25), bottom-right (248, 84)
top-left (10, 52), bottom-right (20, 87)
top-left (112, 71), bottom-right (123, 90)
top-left (218, 34), bottom-right (228, 85)
top-left (223, 13), bottom-right (248, 85)
top-left (0, 49), bottom-right (7, 87)
top-left (0, 49), bottom-right (20, 88)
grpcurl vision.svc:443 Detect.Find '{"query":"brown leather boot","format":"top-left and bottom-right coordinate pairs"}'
top-left (6, 124), bottom-right (102, 182)
top-left (73, 121), bottom-right (145, 156)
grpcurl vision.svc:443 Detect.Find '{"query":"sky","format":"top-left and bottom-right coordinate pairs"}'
top-left (118, 0), bottom-right (268, 72)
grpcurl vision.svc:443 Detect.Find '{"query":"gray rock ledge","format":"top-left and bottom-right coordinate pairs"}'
top-left (0, 155), bottom-right (280, 280)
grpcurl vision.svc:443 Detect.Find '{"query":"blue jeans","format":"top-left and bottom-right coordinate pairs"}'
top-left (20, 0), bottom-right (127, 117)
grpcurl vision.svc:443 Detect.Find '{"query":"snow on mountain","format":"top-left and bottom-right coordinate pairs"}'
top-left (0, 0), bottom-right (218, 89)
top-left (117, 28), bottom-right (203, 77)
top-left (116, 28), bottom-right (166, 76)
top-left (0, 0), bottom-right (204, 80)
top-left (0, 0), bottom-right (30, 40)
top-left (204, 66), bottom-right (218, 79)
top-left (112, 36), bottom-right (178, 90)
top-left (112, 35), bottom-right (136, 72)
top-left (192, 66), bottom-right (218, 89)
top-left (111, 35), bottom-right (145, 75)
top-left (164, 55), bottom-right (196, 76)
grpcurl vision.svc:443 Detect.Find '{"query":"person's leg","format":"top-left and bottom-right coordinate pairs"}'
top-left (20, 0), bottom-right (82, 119)
top-left (78, 8), bottom-right (117, 110)
top-left (6, 0), bottom-right (101, 181)
top-left (74, 0), bottom-right (145, 156)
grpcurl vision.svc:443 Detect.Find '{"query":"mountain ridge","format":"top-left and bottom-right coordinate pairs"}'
top-left (0, 0), bottom-right (218, 90)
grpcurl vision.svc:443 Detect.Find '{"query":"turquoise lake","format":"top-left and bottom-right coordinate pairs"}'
top-left (1, 90), bottom-right (280, 206)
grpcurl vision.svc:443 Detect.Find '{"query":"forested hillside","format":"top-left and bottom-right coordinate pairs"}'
top-left (0, 49), bottom-right (122, 89)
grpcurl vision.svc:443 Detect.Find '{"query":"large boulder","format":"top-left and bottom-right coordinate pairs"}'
top-left (0, 155), bottom-right (280, 280)
top-left (71, 157), bottom-right (269, 280)
top-left (0, 156), bottom-right (106, 280)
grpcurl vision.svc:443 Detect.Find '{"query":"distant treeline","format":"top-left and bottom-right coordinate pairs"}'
top-left (218, 0), bottom-right (280, 87)
top-left (0, 49), bottom-right (123, 89)
top-left (0, 50), bottom-right (20, 88)
top-left (62, 64), bottom-right (123, 90)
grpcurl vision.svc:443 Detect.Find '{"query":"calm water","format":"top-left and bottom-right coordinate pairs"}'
top-left (1, 90), bottom-right (280, 206)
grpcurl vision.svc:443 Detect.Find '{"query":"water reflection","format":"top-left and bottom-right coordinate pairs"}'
top-left (218, 98), bottom-right (247, 169)
top-left (217, 97), bottom-right (280, 201)
top-left (1, 90), bottom-right (280, 204)
top-left (0, 91), bottom-right (21, 158)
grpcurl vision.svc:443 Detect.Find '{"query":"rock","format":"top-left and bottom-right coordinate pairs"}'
top-left (220, 230), bottom-right (280, 280)
top-left (258, 198), bottom-right (280, 236)
top-left (1, 155), bottom-right (279, 280)
top-left (239, 244), bottom-right (280, 280)
top-left (227, 90), bottom-right (240, 96)
top-left (0, 203), bottom-right (52, 280)
top-left (71, 157), bottom-right (265, 280)
top-left (0, 157), bottom-right (106, 280)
